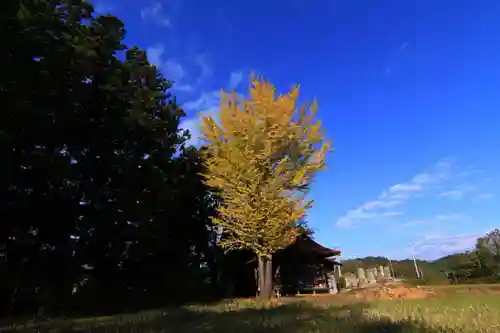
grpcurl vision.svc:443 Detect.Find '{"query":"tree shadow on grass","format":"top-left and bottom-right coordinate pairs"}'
top-left (2, 301), bottom-right (447, 333)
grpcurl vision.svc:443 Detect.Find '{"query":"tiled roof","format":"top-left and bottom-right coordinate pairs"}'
top-left (300, 235), bottom-right (341, 257)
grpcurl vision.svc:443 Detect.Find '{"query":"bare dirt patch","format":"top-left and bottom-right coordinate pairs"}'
top-left (350, 284), bottom-right (434, 301)
top-left (283, 281), bottom-right (435, 304)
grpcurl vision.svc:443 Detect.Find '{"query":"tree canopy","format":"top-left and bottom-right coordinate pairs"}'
top-left (474, 229), bottom-right (500, 279)
top-left (201, 79), bottom-right (331, 257)
top-left (200, 78), bottom-right (331, 298)
top-left (1, 0), bottom-right (217, 316)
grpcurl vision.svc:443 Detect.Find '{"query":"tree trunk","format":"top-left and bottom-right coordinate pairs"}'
top-left (265, 257), bottom-right (273, 297)
top-left (258, 255), bottom-right (265, 298)
top-left (257, 255), bottom-right (273, 300)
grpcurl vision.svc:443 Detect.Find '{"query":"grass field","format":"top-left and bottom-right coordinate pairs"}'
top-left (3, 284), bottom-right (500, 333)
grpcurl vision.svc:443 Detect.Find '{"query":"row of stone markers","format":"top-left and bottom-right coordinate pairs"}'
top-left (344, 265), bottom-right (393, 289)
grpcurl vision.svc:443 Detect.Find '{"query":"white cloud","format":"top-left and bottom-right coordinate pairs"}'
top-left (336, 158), bottom-right (453, 228)
top-left (382, 212), bottom-right (404, 217)
top-left (409, 231), bottom-right (484, 259)
top-left (387, 192), bottom-right (409, 200)
top-left (363, 200), bottom-right (400, 209)
top-left (180, 92), bottom-right (220, 146)
top-left (195, 54), bottom-right (212, 85)
top-left (146, 44), bottom-right (193, 93)
top-left (93, 1), bottom-right (114, 14)
top-left (435, 213), bottom-right (465, 221)
top-left (141, 2), bottom-right (170, 27)
top-left (457, 167), bottom-right (482, 177)
top-left (439, 184), bottom-right (475, 198)
top-left (146, 45), bottom-right (184, 81)
top-left (400, 213), bottom-right (465, 229)
top-left (335, 209), bottom-right (376, 228)
top-left (163, 59), bottom-right (185, 82)
top-left (179, 67), bottom-right (249, 146)
top-left (478, 193), bottom-right (493, 199)
top-left (228, 71), bottom-right (244, 90)
top-left (411, 173), bottom-right (435, 185)
top-left (404, 224), bottom-right (497, 259)
top-left (389, 183), bottom-right (422, 193)
top-left (402, 220), bottom-right (425, 227)
top-left (147, 44), bottom-right (165, 67)
top-left (183, 92), bottom-right (219, 112)
top-left (399, 41), bottom-right (409, 51)
top-left (175, 84), bottom-right (194, 93)
top-left (181, 106), bottom-right (219, 147)
top-left (439, 190), bottom-right (461, 197)
top-left (335, 202), bottom-right (402, 228)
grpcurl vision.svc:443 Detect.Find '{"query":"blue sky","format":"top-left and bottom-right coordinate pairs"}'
top-left (91, 0), bottom-right (500, 260)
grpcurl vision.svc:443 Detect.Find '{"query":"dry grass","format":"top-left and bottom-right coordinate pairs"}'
top-left (3, 284), bottom-right (500, 333)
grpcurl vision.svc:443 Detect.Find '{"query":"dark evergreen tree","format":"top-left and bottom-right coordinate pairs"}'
top-left (0, 0), bottom-right (217, 317)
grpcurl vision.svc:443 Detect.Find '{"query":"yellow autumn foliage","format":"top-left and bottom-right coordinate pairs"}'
top-left (200, 77), bottom-right (331, 257)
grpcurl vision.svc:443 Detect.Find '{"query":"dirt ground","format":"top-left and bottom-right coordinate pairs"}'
top-left (349, 283), bottom-right (433, 300)
top-left (277, 282), bottom-right (500, 306)
top-left (283, 281), bottom-right (434, 304)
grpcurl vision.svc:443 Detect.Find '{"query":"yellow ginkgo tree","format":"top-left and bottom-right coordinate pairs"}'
top-left (200, 77), bottom-right (332, 299)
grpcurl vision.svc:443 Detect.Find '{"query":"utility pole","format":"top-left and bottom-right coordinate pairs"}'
top-left (412, 255), bottom-right (421, 279)
top-left (388, 259), bottom-right (395, 278)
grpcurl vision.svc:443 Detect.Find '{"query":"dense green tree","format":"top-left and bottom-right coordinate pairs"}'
top-left (0, 0), bottom-right (217, 316)
top-left (474, 229), bottom-right (500, 279)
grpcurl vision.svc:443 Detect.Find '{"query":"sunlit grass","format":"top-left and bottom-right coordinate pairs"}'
top-left (4, 285), bottom-right (500, 333)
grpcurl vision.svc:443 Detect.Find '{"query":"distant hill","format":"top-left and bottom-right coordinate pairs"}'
top-left (340, 252), bottom-right (476, 284)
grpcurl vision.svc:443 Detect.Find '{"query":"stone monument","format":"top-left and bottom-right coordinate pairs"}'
top-left (344, 273), bottom-right (358, 289)
top-left (357, 267), bottom-right (367, 287)
top-left (379, 265), bottom-right (385, 277)
top-left (327, 272), bottom-right (338, 294)
top-left (383, 266), bottom-right (391, 278)
top-left (366, 268), bottom-right (376, 284)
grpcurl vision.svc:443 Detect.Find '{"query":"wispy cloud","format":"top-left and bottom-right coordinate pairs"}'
top-left (409, 232), bottom-right (480, 259)
top-left (195, 54), bottom-right (212, 85)
top-left (407, 226), bottom-right (496, 259)
top-left (180, 92), bottom-right (220, 146)
top-left (141, 2), bottom-right (171, 27)
top-left (478, 193), bottom-right (493, 199)
top-left (179, 69), bottom-right (251, 146)
top-left (435, 213), bottom-right (465, 221)
top-left (384, 41), bottom-right (410, 76)
top-left (439, 184), bottom-right (475, 198)
top-left (93, 0), bottom-right (114, 14)
top-left (183, 92), bottom-right (219, 113)
top-left (146, 44), bottom-right (193, 93)
top-left (181, 109), bottom-right (217, 147)
top-left (382, 211), bottom-right (404, 217)
top-left (402, 219), bottom-right (425, 227)
top-left (336, 159), bottom-right (453, 228)
top-left (388, 183), bottom-right (422, 193)
top-left (400, 213), bottom-right (465, 229)
top-left (162, 59), bottom-right (185, 83)
top-left (457, 167), bottom-right (482, 177)
top-left (228, 71), bottom-right (244, 90)
top-left (147, 44), bottom-right (164, 66)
